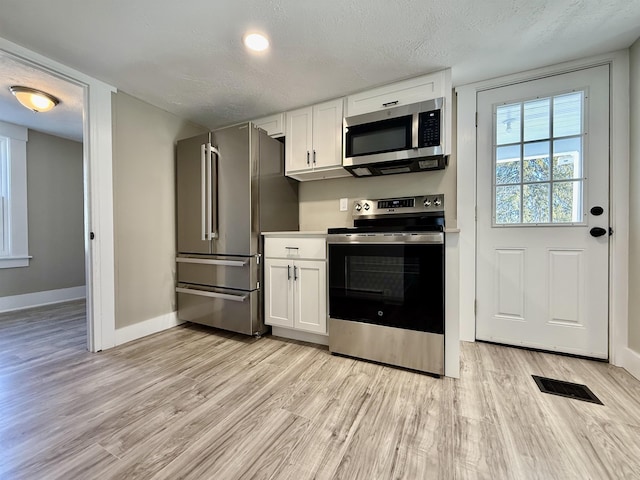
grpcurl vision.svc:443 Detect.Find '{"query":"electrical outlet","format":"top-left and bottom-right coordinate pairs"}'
top-left (339, 198), bottom-right (348, 211)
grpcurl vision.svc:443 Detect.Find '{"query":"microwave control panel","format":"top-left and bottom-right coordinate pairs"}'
top-left (418, 110), bottom-right (441, 148)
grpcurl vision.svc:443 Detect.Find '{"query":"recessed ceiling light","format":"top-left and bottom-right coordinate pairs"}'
top-left (243, 33), bottom-right (269, 52)
top-left (10, 86), bottom-right (59, 113)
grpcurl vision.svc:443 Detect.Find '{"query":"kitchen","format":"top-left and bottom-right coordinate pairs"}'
top-left (0, 0), bottom-right (640, 477)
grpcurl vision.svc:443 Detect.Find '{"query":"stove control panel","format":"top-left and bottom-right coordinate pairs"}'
top-left (352, 194), bottom-right (444, 217)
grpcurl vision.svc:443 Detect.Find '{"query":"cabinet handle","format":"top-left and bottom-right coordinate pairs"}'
top-left (287, 265), bottom-right (291, 280)
top-left (313, 150), bottom-right (316, 164)
top-left (306, 151), bottom-right (310, 165)
top-left (382, 100), bottom-right (399, 108)
top-left (294, 265), bottom-right (298, 281)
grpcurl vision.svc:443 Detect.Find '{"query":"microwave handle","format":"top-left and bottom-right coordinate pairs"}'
top-left (412, 112), bottom-right (419, 149)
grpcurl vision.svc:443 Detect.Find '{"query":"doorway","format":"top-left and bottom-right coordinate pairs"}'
top-left (0, 40), bottom-right (116, 352)
top-left (475, 65), bottom-right (610, 358)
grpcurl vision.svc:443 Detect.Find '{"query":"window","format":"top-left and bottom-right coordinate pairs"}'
top-left (0, 121), bottom-right (30, 268)
top-left (493, 91), bottom-right (585, 225)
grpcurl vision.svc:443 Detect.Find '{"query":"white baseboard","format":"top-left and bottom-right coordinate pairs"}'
top-left (115, 311), bottom-right (184, 346)
top-left (0, 286), bottom-right (86, 313)
top-left (271, 326), bottom-right (329, 346)
top-left (622, 347), bottom-right (640, 381)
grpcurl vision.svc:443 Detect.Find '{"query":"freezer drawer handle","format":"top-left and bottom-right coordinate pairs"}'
top-left (176, 257), bottom-right (249, 267)
top-left (176, 287), bottom-right (248, 302)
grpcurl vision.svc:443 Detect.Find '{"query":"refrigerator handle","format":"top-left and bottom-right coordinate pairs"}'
top-left (207, 143), bottom-right (220, 240)
top-left (200, 144), bottom-right (207, 241)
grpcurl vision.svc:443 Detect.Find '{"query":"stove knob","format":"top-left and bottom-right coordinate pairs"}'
top-left (424, 199), bottom-right (432, 207)
top-left (364, 203), bottom-right (370, 211)
top-left (355, 203), bottom-right (362, 212)
top-left (434, 197), bottom-right (442, 207)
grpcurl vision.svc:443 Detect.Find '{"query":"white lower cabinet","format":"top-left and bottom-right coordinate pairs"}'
top-left (265, 258), bottom-right (326, 334)
top-left (264, 235), bottom-right (327, 337)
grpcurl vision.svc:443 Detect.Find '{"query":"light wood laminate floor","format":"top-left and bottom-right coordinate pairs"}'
top-left (1, 300), bottom-right (640, 479)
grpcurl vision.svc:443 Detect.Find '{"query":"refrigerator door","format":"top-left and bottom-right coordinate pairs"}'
top-left (258, 129), bottom-right (299, 232)
top-left (177, 132), bottom-right (214, 254)
top-left (212, 123), bottom-right (257, 256)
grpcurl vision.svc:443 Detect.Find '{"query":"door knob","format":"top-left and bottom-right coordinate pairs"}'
top-left (590, 227), bottom-right (607, 237)
top-left (590, 206), bottom-right (604, 216)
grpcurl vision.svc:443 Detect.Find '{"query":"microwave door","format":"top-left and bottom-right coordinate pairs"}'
top-left (345, 115), bottom-right (413, 159)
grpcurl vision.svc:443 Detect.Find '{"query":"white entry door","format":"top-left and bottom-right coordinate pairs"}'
top-left (476, 65), bottom-right (610, 359)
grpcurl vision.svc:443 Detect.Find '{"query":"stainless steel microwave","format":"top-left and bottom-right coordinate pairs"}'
top-left (342, 97), bottom-right (447, 177)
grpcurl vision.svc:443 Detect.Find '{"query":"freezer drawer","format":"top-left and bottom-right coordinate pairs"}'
top-left (176, 255), bottom-right (259, 290)
top-left (176, 284), bottom-right (266, 336)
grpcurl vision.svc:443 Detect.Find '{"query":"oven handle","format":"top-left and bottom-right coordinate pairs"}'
top-left (327, 233), bottom-right (444, 245)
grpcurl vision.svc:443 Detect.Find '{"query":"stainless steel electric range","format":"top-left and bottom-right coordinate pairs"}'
top-left (327, 194), bottom-right (445, 375)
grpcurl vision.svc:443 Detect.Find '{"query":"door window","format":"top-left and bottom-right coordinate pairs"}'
top-left (494, 91), bottom-right (585, 225)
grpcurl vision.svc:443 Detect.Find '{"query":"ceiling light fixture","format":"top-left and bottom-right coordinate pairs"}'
top-left (10, 86), bottom-right (59, 113)
top-left (243, 33), bottom-right (269, 52)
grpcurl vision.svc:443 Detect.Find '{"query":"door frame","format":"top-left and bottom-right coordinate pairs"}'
top-left (456, 50), bottom-right (630, 368)
top-left (0, 36), bottom-right (117, 352)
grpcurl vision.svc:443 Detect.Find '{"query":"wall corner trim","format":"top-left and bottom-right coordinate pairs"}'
top-left (114, 311), bottom-right (184, 346)
top-left (0, 286), bottom-right (86, 313)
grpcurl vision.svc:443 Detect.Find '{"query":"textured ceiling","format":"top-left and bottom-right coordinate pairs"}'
top-left (1, 0), bottom-right (639, 141)
top-left (0, 54), bottom-right (83, 141)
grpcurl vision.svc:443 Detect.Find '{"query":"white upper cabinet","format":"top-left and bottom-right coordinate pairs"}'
top-left (285, 107), bottom-right (313, 172)
top-left (253, 113), bottom-right (285, 138)
top-left (346, 69), bottom-right (451, 116)
top-left (285, 98), bottom-right (350, 181)
top-left (346, 69), bottom-right (452, 156)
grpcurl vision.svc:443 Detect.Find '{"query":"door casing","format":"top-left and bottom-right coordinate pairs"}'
top-left (456, 50), bottom-right (630, 367)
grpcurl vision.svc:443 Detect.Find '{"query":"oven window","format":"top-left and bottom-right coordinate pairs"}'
top-left (345, 115), bottom-right (412, 157)
top-left (328, 243), bottom-right (444, 333)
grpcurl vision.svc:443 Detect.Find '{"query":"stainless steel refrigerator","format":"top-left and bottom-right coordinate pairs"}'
top-left (175, 122), bottom-right (299, 336)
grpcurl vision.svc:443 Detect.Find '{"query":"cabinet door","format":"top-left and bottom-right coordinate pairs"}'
top-left (285, 107), bottom-right (313, 173)
top-left (346, 70), bottom-right (448, 116)
top-left (253, 113), bottom-right (285, 138)
top-left (293, 260), bottom-right (327, 334)
top-left (264, 259), bottom-right (294, 328)
top-left (312, 98), bottom-right (343, 170)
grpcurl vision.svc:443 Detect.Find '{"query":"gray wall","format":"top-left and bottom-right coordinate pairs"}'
top-left (629, 39), bottom-right (640, 353)
top-left (112, 92), bottom-right (207, 329)
top-left (0, 130), bottom-right (84, 297)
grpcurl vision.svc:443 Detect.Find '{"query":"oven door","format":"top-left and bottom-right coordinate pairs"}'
top-left (327, 233), bottom-right (444, 334)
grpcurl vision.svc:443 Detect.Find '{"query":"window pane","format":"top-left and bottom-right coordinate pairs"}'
top-left (553, 92), bottom-right (582, 137)
top-left (496, 185), bottom-right (521, 224)
top-left (523, 141), bottom-right (550, 182)
top-left (553, 137), bottom-right (582, 180)
top-left (496, 145), bottom-right (521, 184)
top-left (496, 103), bottom-right (521, 145)
top-left (553, 181), bottom-right (583, 223)
top-left (523, 183), bottom-right (550, 223)
top-left (524, 98), bottom-right (550, 142)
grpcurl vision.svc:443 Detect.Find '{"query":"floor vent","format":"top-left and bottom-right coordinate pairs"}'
top-left (532, 375), bottom-right (603, 405)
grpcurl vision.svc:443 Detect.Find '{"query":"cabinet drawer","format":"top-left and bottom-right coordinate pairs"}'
top-left (264, 237), bottom-right (326, 260)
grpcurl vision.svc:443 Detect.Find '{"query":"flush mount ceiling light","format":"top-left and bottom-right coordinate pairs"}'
top-left (243, 33), bottom-right (269, 52)
top-left (10, 86), bottom-right (59, 113)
